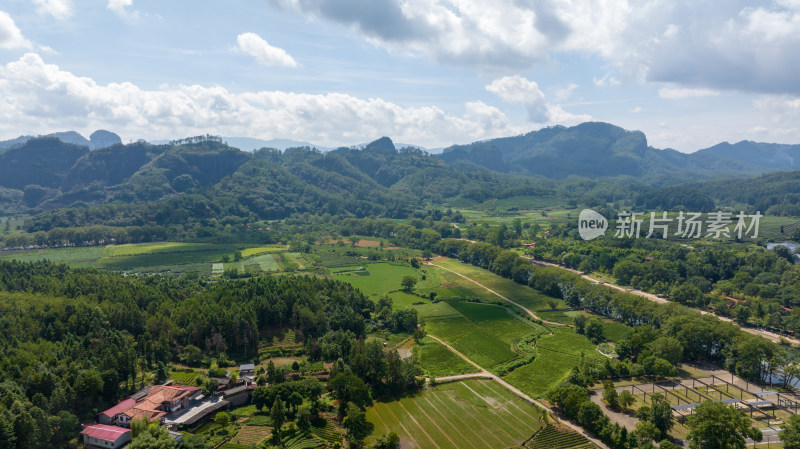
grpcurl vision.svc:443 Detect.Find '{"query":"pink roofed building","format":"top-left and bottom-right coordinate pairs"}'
top-left (97, 385), bottom-right (202, 428)
top-left (81, 424), bottom-right (131, 449)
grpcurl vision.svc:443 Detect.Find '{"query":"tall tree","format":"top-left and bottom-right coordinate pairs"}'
top-left (687, 401), bottom-right (762, 449)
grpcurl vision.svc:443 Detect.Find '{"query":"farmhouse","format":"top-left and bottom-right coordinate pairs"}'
top-left (80, 424), bottom-right (131, 449)
top-left (97, 385), bottom-right (201, 427)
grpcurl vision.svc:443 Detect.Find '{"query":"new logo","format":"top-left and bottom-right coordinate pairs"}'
top-left (578, 209), bottom-right (608, 240)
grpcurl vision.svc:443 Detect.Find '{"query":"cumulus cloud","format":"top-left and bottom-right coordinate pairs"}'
top-left (0, 11), bottom-right (32, 49)
top-left (33, 0), bottom-right (73, 20)
top-left (272, 0), bottom-right (800, 94)
top-left (486, 75), bottom-right (589, 125)
top-left (236, 33), bottom-right (298, 67)
top-left (270, 0), bottom-right (551, 69)
top-left (658, 87), bottom-right (720, 100)
top-left (0, 53), bottom-right (525, 147)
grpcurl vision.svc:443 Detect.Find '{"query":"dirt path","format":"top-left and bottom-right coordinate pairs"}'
top-left (432, 372), bottom-right (490, 383)
top-left (530, 259), bottom-right (800, 346)
top-left (425, 334), bottom-right (610, 449)
top-left (426, 261), bottom-right (564, 326)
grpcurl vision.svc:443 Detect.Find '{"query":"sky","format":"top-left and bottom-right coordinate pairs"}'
top-left (0, 0), bottom-right (799, 152)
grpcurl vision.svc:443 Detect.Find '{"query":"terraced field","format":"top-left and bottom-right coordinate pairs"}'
top-left (527, 425), bottom-right (596, 448)
top-left (367, 379), bottom-right (542, 449)
top-left (228, 425), bottom-right (271, 446)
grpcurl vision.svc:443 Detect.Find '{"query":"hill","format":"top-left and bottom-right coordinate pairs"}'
top-left (0, 129), bottom-right (121, 153)
top-left (438, 122), bottom-right (766, 184)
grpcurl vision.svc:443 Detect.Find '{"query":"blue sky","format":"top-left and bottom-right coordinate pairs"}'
top-left (0, 0), bottom-right (799, 152)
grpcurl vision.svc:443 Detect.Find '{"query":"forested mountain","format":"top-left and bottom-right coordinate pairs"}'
top-left (3, 124), bottom-right (800, 236)
top-left (439, 122), bottom-right (768, 184)
top-left (695, 140), bottom-right (800, 170)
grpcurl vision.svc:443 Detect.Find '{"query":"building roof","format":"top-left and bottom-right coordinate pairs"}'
top-left (239, 363), bottom-right (255, 371)
top-left (117, 385), bottom-right (199, 423)
top-left (99, 398), bottom-right (136, 418)
top-left (222, 385), bottom-right (249, 397)
top-left (80, 424), bottom-right (131, 443)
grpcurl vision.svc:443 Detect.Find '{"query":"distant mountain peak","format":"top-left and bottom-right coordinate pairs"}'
top-left (89, 130), bottom-right (122, 149)
top-left (365, 136), bottom-right (396, 152)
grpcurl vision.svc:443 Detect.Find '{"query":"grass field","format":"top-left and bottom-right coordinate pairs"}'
top-left (504, 327), bottom-right (602, 398)
top-left (366, 379), bottom-right (542, 449)
top-left (332, 263), bottom-right (424, 298)
top-left (431, 258), bottom-right (568, 311)
top-left (241, 245), bottom-right (289, 258)
top-left (424, 301), bottom-right (538, 369)
top-left (0, 246), bottom-right (104, 268)
top-left (416, 337), bottom-right (479, 377)
top-left (169, 370), bottom-right (201, 385)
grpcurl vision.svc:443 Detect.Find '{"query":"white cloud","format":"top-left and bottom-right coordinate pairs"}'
top-left (658, 87), bottom-right (720, 100)
top-left (0, 11), bottom-right (32, 49)
top-left (0, 53), bottom-right (524, 148)
top-left (553, 83), bottom-right (578, 102)
top-left (236, 33), bottom-right (298, 68)
top-left (630, 106), bottom-right (642, 113)
top-left (593, 74), bottom-right (620, 87)
top-left (486, 75), bottom-right (589, 124)
top-left (271, 0), bottom-right (551, 69)
top-left (273, 0), bottom-right (800, 94)
top-left (107, 0), bottom-right (139, 20)
top-left (33, 0), bottom-right (73, 20)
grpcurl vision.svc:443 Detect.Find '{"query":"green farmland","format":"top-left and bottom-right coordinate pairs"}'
top-left (367, 379), bottom-right (542, 449)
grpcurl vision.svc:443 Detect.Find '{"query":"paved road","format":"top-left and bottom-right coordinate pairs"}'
top-left (530, 259), bottom-right (800, 346)
top-left (426, 261), bottom-right (563, 326)
top-left (426, 334), bottom-right (611, 449)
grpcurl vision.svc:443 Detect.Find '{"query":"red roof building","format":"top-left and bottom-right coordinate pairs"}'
top-left (98, 398), bottom-right (136, 425)
top-left (81, 424), bottom-right (131, 449)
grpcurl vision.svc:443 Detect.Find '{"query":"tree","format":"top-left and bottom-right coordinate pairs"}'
top-left (155, 362), bottom-right (169, 383)
top-left (229, 371), bottom-right (239, 386)
top-left (635, 421), bottom-right (661, 447)
top-left (214, 411), bottom-right (230, 427)
top-left (603, 382), bottom-right (619, 410)
top-left (670, 283), bottom-right (703, 306)
top-left (648, 337), bottom-right (684, 365)
top-left (270, 400), bottom-right (285, 442)
top-left (585, 319), bottom-right (604, 343)
top-left (636, 393), bottom-right (673, 438)
top-left (296, 404), bottom-right (312, 431)
top-left (129, 422), bottom-right (177, 449)
top-left (618, 390), bottom-right (635, 410)
top-left (400, 275), bottom-right (417, 292)
top-left (0, 413), bottom-right (16, 449)
top-left (343, 403), bottom-right (373, 448)
top-left (547, 299), bottom-right (559, 310)
top-left (782, 414), bottom-right (800, 449)
top-left (573, 314), bottom-right (587, 334)
top-left (687, 401), bottom-right (762, 449)
top-left (374, 431), bottom-right (400, 449)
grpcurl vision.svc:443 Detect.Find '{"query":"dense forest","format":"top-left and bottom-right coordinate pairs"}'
top-left (0, 260), bottom-right (419, 448)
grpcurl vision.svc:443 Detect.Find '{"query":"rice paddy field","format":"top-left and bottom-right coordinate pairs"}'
top-left (366, 378), bottom-right (543, 449)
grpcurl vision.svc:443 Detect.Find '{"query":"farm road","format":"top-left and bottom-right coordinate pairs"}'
top-left (425, 334), bottom-right (611, 449)
top-left (426, 261), bottom-right (563, 326)
top-left (530, 259), bottom-right (800, 346)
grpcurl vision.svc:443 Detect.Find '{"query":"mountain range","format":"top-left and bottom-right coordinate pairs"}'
top-left (2, 122), bottom-right (800, 226)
